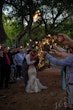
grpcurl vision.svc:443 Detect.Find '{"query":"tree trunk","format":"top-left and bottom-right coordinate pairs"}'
top-left (16, 28), bottom-right (28, 47)
top-left (27, 15), bottom-right (33, 41)
top-left (16, 22), bottom-right (42, 47)
top-left (0, 0), bottom-right (7, 43)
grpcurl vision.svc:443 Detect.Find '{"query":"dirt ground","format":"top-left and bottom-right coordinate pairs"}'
top-left (0, 68), bottom-right (66, 110)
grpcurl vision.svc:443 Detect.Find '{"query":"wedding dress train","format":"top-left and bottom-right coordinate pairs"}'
top-left (25, 65), bottom-right (47, 93)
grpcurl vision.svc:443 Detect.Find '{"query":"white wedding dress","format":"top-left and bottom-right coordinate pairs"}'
top-left (25, 65), bottom-right (47, 93)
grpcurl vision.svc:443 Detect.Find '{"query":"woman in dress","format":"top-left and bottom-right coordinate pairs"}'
top-left (25, 49), bottom-right (47, 93)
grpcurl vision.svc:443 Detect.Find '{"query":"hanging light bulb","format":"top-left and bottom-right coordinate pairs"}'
top-left (26, 43), bottom-right (29, 46)
top-left (29, 39), bottom-right (32, 42)
top-left (35, 41), bottom-right (38, 44)
top-left (0, 45), bottom-right (2, 49)
top-left (52, 39), bottom-right (54, 43)
top-left (33, 10), bottom-right (41, 22)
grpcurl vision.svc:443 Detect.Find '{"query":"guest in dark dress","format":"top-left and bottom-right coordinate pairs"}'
top-left (0, 50), bottom-right (4, 89)
top-left (0, 47), bottom-right (12, 89)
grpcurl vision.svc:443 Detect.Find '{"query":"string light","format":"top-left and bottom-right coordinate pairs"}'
top-left (7, 47), bottom-right (10, 50)
top-left (29, 39), bottom-right (32, 42)
top-left (0, 45), bottom-right (2, 49)
top-left (26, 34), bottom-right (58, 69)
top-left (33, 10), bottom-right (41, 22)
top-left (20, 45), bottom-right (23, 48)
top-left (35, 41), bottom-right (38, 44)
top-left (26, 43), bottom-right (29, 46)
top-left (35, 34), bottom-right (58, 69)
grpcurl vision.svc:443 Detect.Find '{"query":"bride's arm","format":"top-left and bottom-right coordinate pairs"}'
top-left (26, 55), bottom-right (35, 65)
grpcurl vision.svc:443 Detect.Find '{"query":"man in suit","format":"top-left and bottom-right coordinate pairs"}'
top-left (22, 49), bottom-right (29, 88)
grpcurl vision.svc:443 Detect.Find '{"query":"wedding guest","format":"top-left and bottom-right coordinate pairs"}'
top-left (0, 50), bottom-right (4, 89)
top-left (43, 44), bottom-right (73, 109)
top-left (22, 48), bottom-right (29, 88)
top-left (0, 47), bottom-right (12, 89)
top-left (57, 33), bottom-right (73, 48)
top-left (56, 34), bottom-right (73, 108)
top-left (53, 45), bottom-right (68, 90)
top-left (14, 48), bottom-right (24, 80)
top-left (9, 47), bottom-right (18, 83)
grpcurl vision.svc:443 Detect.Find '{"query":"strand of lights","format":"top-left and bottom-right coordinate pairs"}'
top-left (25, 34), bottom-right (58, 69)
top-left (35, 34), bottom-right (58, 69)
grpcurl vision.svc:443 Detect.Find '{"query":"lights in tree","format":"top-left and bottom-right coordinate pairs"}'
top-left (0, 45), bottom-right (2, 49)
top-left (26, 43), bottom-right (29, 46)
top-left (33, 10), bottom-right (41, 22)
top-left (20, 45), bottom-right (23, 48)
top-left (35, 41), bottom-right (38, 44)
top-left (35, 46), bottom-right (38, 50)
top-left (29, 39), bottom-right (32, 42)
top-left (52, 39), bottom-right (54, 43)
top-left (54, 43), bottom-right (57, 45)
top-left (7, 46), bottom-right (10, 50)
top-left (47, 34), bottom-right (51, 37)
top-left (34, 34), bottom-right (58, 69)
top-left (26, 34), bottom-right (58, 69)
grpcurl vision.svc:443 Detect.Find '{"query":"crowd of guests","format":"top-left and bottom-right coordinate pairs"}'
top-left (0, 47), bottom-right (22, 89)
top-left (0, 46), bottom-right (39, 89)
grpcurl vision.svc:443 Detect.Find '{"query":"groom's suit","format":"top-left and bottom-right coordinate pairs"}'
top-left (22, 52), bottom-right (36, 87)
top-left (22, 56), bottom-right (29, 87)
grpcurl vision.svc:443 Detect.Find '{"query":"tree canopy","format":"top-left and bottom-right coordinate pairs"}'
top-left (0, 0), bottom-right (73, 45)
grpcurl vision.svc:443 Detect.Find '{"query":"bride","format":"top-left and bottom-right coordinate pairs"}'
top-left (25, 49), bottom-right (47, 93)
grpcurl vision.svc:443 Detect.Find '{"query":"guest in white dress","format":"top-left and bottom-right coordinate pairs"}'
top-left (25, 49), bottom-right (47, 93)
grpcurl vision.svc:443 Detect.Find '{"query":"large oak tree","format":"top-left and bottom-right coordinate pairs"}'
top-left (0, 0), bottom-right (73, 44)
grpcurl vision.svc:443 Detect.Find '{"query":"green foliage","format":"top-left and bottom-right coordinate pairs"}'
top-left (32, 25), bottom-right (45, 41)
top-left (20, 34), bottom-right (28, 47)
top-left (3, 14), bottom-right (73, 46)
top-left (54, 19), bottom-right (73, 39)
top-left (3, 14), bottom-right (21, 45)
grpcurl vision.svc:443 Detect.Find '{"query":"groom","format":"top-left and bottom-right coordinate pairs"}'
top-left (22, 49), bottom-right (31, 88)
top-left (22, 56), bottom-right (29, 88)
top-left (22, 49), bottom-right (34, 88)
